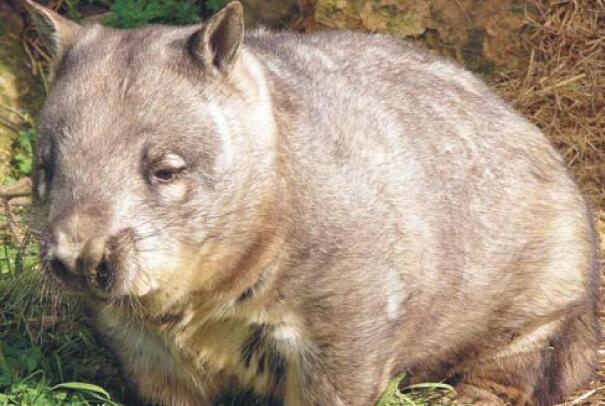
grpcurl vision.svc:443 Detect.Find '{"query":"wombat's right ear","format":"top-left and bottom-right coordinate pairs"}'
top-left (22, 0), bottom-right (81, 63)
top-left (188, 2), bottom-right (244, 74)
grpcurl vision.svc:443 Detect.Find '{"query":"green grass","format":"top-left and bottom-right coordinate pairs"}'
top-left (379, 379), bottom-right (456, 405)
top-left (103, 0), bottom-right (203, 28)
top-left (0, 72), bottom-right (128, 403)
top-left (52, 0), bottom-right (225, 28)
top-left (0, 215), bottom-right (128, 404)
top-left (10, 128), bottom-right (36, 179)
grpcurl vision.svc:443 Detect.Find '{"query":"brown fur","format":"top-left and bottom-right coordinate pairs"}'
top-left (25, 1), bottom-right (600, 405)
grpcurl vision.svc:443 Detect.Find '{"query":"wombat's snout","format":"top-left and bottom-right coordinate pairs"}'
top-left (48, 252), bottom-right (113, 292)
top-left (46, 211), bottom-right (116, 294)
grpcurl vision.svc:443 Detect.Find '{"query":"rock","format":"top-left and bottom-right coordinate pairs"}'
top-left (314, 0), bottom-right (430, 37)
top-left (301, 0), bottom-right (534, 75)
top-left (240, 0), bottom-right (300, 28)
top-left (424, 0), bottom-right (530, 74)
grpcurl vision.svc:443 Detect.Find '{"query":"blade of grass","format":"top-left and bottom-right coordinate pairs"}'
top-left (51, 381), bottom-right (111, 399)
top-left (403, 382), bottom-right (455, 392)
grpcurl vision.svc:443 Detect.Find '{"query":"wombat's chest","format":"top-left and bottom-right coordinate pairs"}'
top-left (98, 307), bottom-right (299, 400)
top-left (176, 319), bottom-right (290, 397)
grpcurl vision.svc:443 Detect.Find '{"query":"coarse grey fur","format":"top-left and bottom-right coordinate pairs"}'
top-left (26, 1), bottom-right (600, 405)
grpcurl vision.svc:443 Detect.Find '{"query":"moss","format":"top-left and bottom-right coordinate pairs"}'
top-left (0, 61), bottom-right (20, 181)
top-left (384, 11), bottom-right (425, 37)
top-left (315, 0), bottom-right (368, 30)
top-left (316, 0), bottom-right (427, 36)
top-left (462, 27), bottom-right (495, 75)
top-left (0, 3), bottom-right (45, 182)
top-left (430, 8), bottom-right (446, 25)
top-left (511, 0), bottom-right (524, 14)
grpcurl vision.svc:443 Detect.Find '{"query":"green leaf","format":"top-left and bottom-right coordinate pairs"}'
top-left (64, 0), bottom-right (82, 21)
top-left (53, 391), bottom-right (67, 400)
top-left (51, 381), bottom-right (111, 399)
top-left (26, 347), bottom-right (41, 373)
top-left (206, 0), bottom-right (224, 12)
top-left (10, 128), bottom-right (37, 177)
top-left (105, 0), bottom-right (201, 28)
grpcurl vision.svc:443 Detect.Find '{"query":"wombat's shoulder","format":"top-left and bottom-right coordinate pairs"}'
top-left (243, 28), bottom-right (500, 119)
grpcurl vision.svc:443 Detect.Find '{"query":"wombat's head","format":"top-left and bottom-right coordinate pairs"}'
top-left (26, 1), bottom-right (278, 311)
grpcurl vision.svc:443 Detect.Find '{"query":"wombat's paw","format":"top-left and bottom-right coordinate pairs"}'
top-left (454, 384), bottom-right (505, 406)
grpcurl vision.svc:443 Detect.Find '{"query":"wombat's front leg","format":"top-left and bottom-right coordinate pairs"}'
top-left (91, 306), bottom-right (223, 406)
top-left (282, 365), bottom-right (347, 406)
top-left (281, 343), bottom-right (388, 406)
top-left (113, 344), bottom-right (226, 406)
top-left (127, 369), bottom-right (221, 406)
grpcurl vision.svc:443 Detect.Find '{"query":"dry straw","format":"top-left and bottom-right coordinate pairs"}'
top-left (489, 0), bottom-right (604, 403)
top-left (490, 0), bottom-right (604, 248)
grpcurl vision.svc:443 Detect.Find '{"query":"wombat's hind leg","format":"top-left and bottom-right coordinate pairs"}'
top-left (453, 308), bottom-right (599, 406)
top-left (452, 352), bottom-right (539, 405)
top-left (454, 384), bottom-right (505, 406)
top-left (532, 308), bottom-right (600, 405)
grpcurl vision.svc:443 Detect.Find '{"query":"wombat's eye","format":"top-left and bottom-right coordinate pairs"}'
top-left (153, 168), bottom-right (179, 183)
top-left (147, 153), bottom-right (186, 185)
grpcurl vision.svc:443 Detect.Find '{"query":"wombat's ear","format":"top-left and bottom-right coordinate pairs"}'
top-left (189, 2), bottom-right (244, 74)
top-left (22, 0), bottom-right (81, 63)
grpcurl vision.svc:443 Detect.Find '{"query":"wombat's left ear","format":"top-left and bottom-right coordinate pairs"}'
top-left (22, 0), bottom-right (81, 63)
top-left (189, 2), bottom-right (244, 74)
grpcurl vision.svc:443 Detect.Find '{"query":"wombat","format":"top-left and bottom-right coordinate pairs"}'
top-left (25, 1), bottom-right (600, 405)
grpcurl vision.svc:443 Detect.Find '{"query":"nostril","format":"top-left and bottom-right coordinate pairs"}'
top-left (75, 257), bottom-right (85, 275)
top-left (49, 258), bottom-right (71, 281)
top-left (94, 257), bottom-right (113, 291)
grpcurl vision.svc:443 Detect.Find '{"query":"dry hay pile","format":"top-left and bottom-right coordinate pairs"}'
top-left (489, 0), bottom-right (604, 250)
top-left (488, 1), bottom-right (605, 403)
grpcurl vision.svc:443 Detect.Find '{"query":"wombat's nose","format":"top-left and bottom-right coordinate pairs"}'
top-left (49, 256), bottom-right (77, 281)
top-left (91, 256), bottom-right (113, 291)
top-left (49, 214), bottom-right (112, 291)
top-left (49, 239), bottom-right (114, 291)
